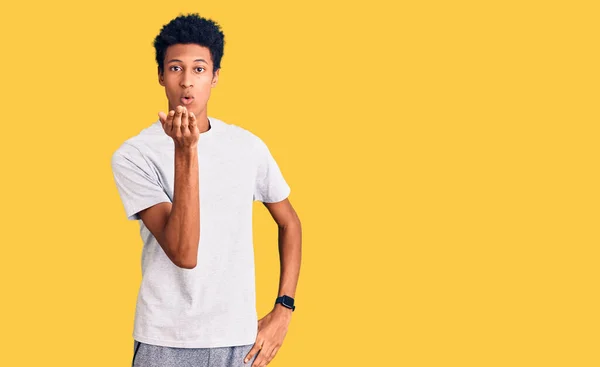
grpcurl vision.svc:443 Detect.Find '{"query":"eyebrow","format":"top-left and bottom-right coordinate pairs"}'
top-left (167, 58), bottom-right (208, 64)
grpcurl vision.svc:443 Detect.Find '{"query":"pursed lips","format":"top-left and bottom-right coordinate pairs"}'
top-left (181, 95), bottom-right (195, 105)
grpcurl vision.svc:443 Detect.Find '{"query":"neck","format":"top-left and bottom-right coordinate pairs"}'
top-left (196, 108), bottom-right (210, 134)
top-left (169, 106), bottom-right (210, 134)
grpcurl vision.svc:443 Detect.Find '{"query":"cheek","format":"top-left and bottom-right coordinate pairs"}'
top-left (164, 82), bottom-right (178, 96)
top-left (199, 76), bottom-right (215, 87)
top-left (198, 78), bottom-right (216, 95)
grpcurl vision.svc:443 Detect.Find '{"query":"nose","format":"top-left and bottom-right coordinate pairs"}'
top-left (180, 69), bottom-right (194, 88)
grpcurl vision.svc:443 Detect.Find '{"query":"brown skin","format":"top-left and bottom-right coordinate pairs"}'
top-left (147, 43), bottom-right (302, 366)
top-left (158, 43), bottom-right (220, 133)
top-left (141, 105), bottom-right (200, 269)
top-left (244, 199), bottom-right (302, 367)
top-left (140, 43), bottom-right (218, 269)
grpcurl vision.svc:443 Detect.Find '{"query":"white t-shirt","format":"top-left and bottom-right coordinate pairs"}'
top-left (110, 116), bottom-right (291, 348)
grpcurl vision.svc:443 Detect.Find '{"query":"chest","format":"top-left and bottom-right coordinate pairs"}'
top-left (149, 144), bottom-right (257, 207)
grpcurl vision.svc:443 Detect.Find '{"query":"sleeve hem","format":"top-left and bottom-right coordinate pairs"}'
top-left (256, 186), bottom-right (291, 204)
top-left (125, 198), bottom-right (172, 221)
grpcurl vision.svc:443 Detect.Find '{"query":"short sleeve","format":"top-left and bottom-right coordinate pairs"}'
top-left (253, 136), bottom-right (291, 203)
top-left (111, 144), bottom-right (172, 220)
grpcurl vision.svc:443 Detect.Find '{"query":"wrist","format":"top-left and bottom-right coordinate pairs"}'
top-left (274, 295), bottom-right (295, 312)
top-left (274, 303), bottom-right (293, 318)
top-left (174, 145), bottom-right (198, 156)
top-left (174, 146), bottom-right (198, 166)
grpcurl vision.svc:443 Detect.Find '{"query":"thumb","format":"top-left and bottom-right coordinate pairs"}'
top-left (158, 111), bottom-right (167, 125)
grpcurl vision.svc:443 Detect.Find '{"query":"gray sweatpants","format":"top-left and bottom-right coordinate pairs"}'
top-left (132, 340), bottom-right (258, 367)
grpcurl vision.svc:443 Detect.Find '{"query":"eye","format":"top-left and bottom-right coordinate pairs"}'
top-left (195, 67), bottom-right (205, 73)
top-left (169, 66), bottom-right (181, 71)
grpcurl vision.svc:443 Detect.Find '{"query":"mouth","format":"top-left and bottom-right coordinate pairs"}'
top-left (181, 96), bottom-right (195, 105)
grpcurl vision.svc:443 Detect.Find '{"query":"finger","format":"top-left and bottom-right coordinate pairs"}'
top-left (173, 105), bottom-right (183, 134)
top-left (244, 345), bottom-right (259, 364)
top-left (181, 107), bottom-right (189, 132)
top-left (251, 343), bottom-right (270, 367)
top-left (262, 345), bottom-right (275, 364)
top-left (259, 344), bottom-right (275, 367)
top-left (158, 111), bottom-right (167, 125)
top-left (188, 111), bottom-right (196, 131)
top-left (268, 345), bottom-right (280, 363)
top-left (250, 348), bottom-right (264, 367)
top-left (166, 110), bottom-right (175, 133)
top-left (244, 341), bottom-right (263, 364)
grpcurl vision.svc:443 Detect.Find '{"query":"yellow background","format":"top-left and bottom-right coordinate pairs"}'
top-left (0, 0), bottom-right (598, 366)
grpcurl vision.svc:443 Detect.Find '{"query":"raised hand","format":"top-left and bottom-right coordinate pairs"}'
top-left (158, 105), bottom-right (199, 149)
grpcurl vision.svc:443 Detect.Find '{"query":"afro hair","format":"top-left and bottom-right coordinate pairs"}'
top-left (153, 13), bottom-right (225, 76)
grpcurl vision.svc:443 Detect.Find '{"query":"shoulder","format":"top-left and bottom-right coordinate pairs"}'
top-left (111, 120), bottom-right (164, 164)
top-left (212, 116), bottom-right (265, 149)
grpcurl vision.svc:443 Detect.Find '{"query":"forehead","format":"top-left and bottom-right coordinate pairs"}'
top-left (165, 43), bottom-right (212, 64)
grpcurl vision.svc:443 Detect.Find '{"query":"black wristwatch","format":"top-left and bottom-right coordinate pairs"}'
top-left (275, 295), bottom-right (295, 311)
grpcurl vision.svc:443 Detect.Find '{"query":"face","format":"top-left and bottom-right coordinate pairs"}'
top-left (158, 43), bottom-right (219, 119)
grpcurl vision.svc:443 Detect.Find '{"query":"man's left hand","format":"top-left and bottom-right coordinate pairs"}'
top-left (244, 305), bottom-right (292, 366)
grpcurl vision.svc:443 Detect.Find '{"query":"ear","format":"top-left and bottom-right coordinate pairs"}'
top-left (211, 68), bottom-right (220, 88)
top-left (158, 67), bottom-right (165, 86)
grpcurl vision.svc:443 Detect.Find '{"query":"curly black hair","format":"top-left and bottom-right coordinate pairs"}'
top-left (153, 13), bottom-right (225, 76)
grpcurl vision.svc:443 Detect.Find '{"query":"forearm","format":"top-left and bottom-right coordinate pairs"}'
top-left (165, 147), bottom-right (200, 267)
top-left (276, 219), bottom-right (302, 300)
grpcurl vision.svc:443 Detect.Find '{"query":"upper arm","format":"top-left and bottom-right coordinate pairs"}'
top-left (138, 202), bottom-right (177, 260)
top-left (263, 198), bottom-right (300, 228)
top-left (111, 145), bottom-right (171, 221)
top-left (111, 148), bottom-right (186, 267)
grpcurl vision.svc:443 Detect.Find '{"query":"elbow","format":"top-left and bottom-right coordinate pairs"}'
top-left (173, 246), bottom-right (198, 269)
top-left (177, 259), bottom-right (197, 269)
top-left (174, 252), bottom-right (197, 269)
top-left (280, 216), bottom-right (301, 230)
top-left (165, 231), bottom-right (199, 269)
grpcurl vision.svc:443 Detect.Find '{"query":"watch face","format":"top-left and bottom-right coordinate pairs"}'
top-left (282, 296), bottom-right (294, 307)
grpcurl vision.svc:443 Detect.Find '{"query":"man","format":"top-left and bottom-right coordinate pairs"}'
top-left (110, 13), bottom-right (302, 367)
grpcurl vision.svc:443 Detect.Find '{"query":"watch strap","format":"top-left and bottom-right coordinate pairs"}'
top-left (275, 295), bottom-right (296, 311)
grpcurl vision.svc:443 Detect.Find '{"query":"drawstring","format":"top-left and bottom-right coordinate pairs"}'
top-left (132, 341), bottom-right (142, 367)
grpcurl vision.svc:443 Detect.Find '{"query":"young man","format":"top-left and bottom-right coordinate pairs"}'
top-left (110, 13), bottom-right (302, 367)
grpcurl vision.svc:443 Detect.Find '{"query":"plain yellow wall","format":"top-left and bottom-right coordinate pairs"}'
top-left (0, 1), bottom-right (598, 366)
